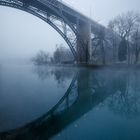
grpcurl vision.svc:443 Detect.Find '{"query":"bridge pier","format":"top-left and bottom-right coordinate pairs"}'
top-left (77, 19), bottom-right (92, 64)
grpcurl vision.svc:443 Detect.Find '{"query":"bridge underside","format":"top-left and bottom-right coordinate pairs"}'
top-left (0, 0), bottom-right (97, 63)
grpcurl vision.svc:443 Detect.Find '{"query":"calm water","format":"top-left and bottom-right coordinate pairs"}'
top-left (0, 64), bottom-right (140, 140)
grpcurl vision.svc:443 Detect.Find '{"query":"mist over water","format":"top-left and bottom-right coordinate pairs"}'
top-left (0, 64), bottom-right (75, 132)
top-left (1, 64), bottom-right (140, 140)
top-left (0, 6), bottom-right (68, 65)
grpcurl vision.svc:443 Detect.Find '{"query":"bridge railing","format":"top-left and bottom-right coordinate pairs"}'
top-left (38, 0), bottom-right (84, 17)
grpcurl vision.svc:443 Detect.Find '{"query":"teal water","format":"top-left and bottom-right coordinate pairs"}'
top-left (0, 64), bottom-right (74, 132)
top-left (0, 64), bottom-right (140, 140)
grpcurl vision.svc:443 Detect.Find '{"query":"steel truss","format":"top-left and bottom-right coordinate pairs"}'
top-left (0, 0), bottom-right (79, 60)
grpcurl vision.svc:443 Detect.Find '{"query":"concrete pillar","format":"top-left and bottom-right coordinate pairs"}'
top-left (76, 19), bottom-right (92, 64)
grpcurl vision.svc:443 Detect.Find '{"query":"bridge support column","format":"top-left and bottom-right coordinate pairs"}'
top-left (77, 19), bottom-right (92, 64)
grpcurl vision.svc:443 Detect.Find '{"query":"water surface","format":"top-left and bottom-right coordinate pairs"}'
top-left (0, 64), bottom-right (74, 132)
top-left (0, 65), bottom-right (140, 140)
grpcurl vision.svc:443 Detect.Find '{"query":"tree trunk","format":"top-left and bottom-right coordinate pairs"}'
top-left (135, 51), bottom-right (139, 64)
top-left (127, 43), bottom-right (130, 65)
top-left (101, 41), bottom-right (106, 65)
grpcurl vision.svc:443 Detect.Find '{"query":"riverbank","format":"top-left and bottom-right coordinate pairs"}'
top-left (45, 63), bottom-right (140, 70)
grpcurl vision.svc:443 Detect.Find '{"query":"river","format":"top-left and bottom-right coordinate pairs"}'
top-left (0, 64), bottom-right (140, 140)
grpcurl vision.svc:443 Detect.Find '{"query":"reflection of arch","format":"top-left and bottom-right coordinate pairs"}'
top-left (0, 73), bottom-right (78, 139)
top-left (0, 70), bottom-right (123, 140)
top-left (0, 0), bottom-right (79, 60)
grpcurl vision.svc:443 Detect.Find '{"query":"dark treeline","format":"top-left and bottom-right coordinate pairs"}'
top-left (32, 11), bottom-right (140, 65)
top-left (92, 11), bottom-right (140, 65)
top-left (32, 44), bottom-right (73, 65)
top-left (107, 11), bottom-right (140, 64)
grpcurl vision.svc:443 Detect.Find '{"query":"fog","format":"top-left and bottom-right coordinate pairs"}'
top-left (65, 0), bottom-right (140, 25)
top-left (0, 0), bottom-right (140, 63)
top-left (0, 6), bottom-right (68, 63)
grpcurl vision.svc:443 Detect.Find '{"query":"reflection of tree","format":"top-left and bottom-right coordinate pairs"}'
top-left (105, 70), bottom-right (140, 118)
top-left (89, 69), bottom-right (140, 118)
top-left (33, 65), bottom-right (51, 80)
top-left (90, 69), bottom-right (122, 104)
top-left (51, 67), bottom-right (75, 86)
top-left (33, 65), bottom-right (75, 86)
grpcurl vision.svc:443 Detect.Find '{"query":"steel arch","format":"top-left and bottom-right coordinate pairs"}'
top-left (0, 0), bottom-right (79, 60)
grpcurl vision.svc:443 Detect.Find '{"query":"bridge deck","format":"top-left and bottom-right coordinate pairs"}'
top-left (37, 0), bottom-right (105, 33)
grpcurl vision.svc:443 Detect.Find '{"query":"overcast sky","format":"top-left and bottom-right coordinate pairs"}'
top-left (0, 0), bottom-right (140, 63)
top-left (64, 0), bottom-right (140, 25)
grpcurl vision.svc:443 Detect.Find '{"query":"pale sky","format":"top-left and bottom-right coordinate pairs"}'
top-left (0, 0), bottom-right (140, 62)
top-left (64, 0), bottom-right (140, 25)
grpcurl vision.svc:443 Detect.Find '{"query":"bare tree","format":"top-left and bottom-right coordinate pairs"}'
top-left (108, 23), bottom-right (119, 63)
top-left (131, 29), bottom-right (140, 64)
top-left (108, 11), bottom-right (140, 64)
top-left (52, 44), bottom-right (73, 64)
top-left (92, 27), bottom-right (113, 65)
top-left (32, 50), bottom-right (50, 65)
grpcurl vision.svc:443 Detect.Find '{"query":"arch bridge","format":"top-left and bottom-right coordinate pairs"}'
top-left (0, 0), bottom-right (106, 63)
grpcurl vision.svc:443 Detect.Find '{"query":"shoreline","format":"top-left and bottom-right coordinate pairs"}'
top-left (35, 63), bottom-right (140, 70)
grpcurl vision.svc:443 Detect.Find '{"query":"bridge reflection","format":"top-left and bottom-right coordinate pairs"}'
top-left (0, 67), bottom-right (140, 140)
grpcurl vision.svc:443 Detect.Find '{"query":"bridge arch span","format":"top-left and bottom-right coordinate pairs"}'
top-left (0, 0), bottom-right (79, 60)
